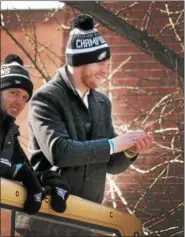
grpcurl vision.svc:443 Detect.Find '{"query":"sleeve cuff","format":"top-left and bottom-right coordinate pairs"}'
top-left (124, 151), bottom-right (137, 159)
top-left (108, 139), bottom-right (115, 155)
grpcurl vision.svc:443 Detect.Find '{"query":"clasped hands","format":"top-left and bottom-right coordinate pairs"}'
top-left (112, 122), bottom-right (155, 155)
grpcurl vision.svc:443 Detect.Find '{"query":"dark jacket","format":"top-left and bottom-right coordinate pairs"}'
top-left (28, 65), bottom-right (137, 203)
top-left (0, 108), bottom-right (29, 164)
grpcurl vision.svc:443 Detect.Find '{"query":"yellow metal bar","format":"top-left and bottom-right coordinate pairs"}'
top-left (0, 178), bottom-right (143, 236)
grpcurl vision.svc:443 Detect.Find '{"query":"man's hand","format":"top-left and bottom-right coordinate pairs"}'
top-left (126, 122), bottom-right (155, 154)
top-left (38, 170), bottom-right (69, 213)
top-left (126, 133), bottom-right (154, 154)
top-left (14, 163), bottom-right (44, 214)
top-left (112, 131), bottom-right (147, 153)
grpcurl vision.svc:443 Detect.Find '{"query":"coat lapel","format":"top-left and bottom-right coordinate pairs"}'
top-left (88, 90), bottom-right (104, 138)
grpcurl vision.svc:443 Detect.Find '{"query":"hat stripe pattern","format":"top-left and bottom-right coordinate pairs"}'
top-left (66, 43), bottom-right (109, 54)
top-left (1, 62), bottom-right (29, 71)
top-left (1, 73), bottom-right (30, 81)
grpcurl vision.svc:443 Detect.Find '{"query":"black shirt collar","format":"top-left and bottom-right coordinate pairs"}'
top-left (0, 108), bottom-right (16, 125)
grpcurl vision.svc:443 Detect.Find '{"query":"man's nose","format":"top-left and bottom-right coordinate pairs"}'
top-left (101, 65), bottom-right (109, 75)
top-left (15, 96), bottom-right (25, 107)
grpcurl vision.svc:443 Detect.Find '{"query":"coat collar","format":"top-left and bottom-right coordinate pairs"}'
top-left (0, 107), bottom-right (16, 124)
top-left (57, 66), bottom-right (105, 137)
top-left (0, 108), bottom-right (20, 137)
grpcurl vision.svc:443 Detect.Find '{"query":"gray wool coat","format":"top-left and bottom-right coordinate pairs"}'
top-left (28, 65), bottom-right (137, 203)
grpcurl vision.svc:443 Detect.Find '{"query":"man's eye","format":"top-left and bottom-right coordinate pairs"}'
top-left (10, 91), bottom-right (17, 95)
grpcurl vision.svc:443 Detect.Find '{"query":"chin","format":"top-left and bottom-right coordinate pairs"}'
top-left (8, 111), bottom-right (18, 118)
top-left (10, 113), bottom-right (17, 118)
top-left (89, 84), bottom-right (99, 89)
top-left (94, 82), bottom-right (100, 88)
top-left (90, 80), bottom-right (99, 88)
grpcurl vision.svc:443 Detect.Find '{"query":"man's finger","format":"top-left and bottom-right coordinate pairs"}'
top-left (135, 139), bottom-right (143, 151)
top-left (135, 135), bottom-right (154, 153)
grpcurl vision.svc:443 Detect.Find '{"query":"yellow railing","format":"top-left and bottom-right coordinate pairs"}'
top-left (0, 178), bottom-right (143, 236)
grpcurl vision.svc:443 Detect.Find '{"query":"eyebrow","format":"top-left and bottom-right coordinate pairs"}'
top-left (9, 89), bottom-right (20, 93)
top-left (10, 89), bottom-right (28, 97)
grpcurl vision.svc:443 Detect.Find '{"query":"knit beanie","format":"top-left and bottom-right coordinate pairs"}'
top-left (0, 54), bottom-right (33, 100)
top-left (65, 14), bottom-right (111, 67)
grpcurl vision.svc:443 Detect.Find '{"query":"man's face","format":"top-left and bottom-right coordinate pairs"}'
top-left (1, 88), bottom-right (29, 118)
top-left (81, 60), bottom-right (109, 89)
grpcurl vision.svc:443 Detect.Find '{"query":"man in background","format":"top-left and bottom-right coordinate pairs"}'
top-left (0, 54), bottom-right (44, 214)
top-left (0, 54), bottom-right (69, 236)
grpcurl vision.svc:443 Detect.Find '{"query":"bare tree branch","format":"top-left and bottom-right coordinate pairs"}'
top-left (63, 1), bottom-right (184, 78)
top-left (1, 24), bottom-right (49, 82)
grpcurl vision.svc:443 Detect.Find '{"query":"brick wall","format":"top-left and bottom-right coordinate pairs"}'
top-left (1, 2), bottom-right (184, 236)
top-left (93, 2), bottom-right (184, 235)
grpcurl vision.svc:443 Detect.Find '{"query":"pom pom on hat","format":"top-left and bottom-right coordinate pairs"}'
top-left (72, 14), bottom-right (94, 31)
top-left (5, 54), bottom-right (24, 66)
